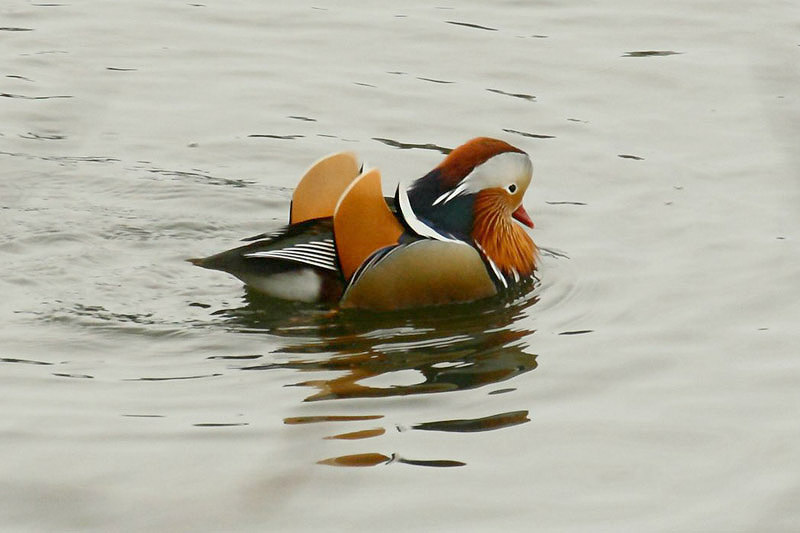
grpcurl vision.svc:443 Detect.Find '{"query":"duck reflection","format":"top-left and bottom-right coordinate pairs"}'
top-left (212, 284), bottom-right (539, 467)
top-left (219, 286), bottom-right (539, 402)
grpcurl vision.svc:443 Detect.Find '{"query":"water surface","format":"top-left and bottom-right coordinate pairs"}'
top-left (2, 1), bottom-right (800, 531)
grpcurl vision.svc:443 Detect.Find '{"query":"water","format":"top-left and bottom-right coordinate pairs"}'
top-left (2, 1), bottom-right (800, 531)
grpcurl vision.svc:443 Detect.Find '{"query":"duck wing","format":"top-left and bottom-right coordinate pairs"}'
top-left (290, 151), bottom-right (361, 224)
top-left (333, 168), bottom-right (405, 280)
top-left (189, 218), bottom-right (338, 275)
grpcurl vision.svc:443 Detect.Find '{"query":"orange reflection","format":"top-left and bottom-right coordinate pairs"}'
top-left (318, 453), bottom-right (390, 467)
top-left (324, 428), bottom-right (386, 440)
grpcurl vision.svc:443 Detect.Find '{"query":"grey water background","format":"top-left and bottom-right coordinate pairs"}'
top-left (2, 1), bottom-right (800, 531)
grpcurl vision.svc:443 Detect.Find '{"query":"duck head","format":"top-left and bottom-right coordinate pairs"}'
top-left (396, 137), bottom-right (537, 277)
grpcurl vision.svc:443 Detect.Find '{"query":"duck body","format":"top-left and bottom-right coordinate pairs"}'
top-left (190, 138), bottom-right (538, 310)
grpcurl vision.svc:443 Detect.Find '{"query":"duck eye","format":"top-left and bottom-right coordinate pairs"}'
top-left (507, 183), bottom-right (517, 193)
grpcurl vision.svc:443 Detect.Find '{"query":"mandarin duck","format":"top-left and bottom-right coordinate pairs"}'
top-left (190, 137), bottom-right (538, 310)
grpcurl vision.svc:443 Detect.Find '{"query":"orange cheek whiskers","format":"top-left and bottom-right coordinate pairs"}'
top-left (472, 190), bottom-right (537, 276)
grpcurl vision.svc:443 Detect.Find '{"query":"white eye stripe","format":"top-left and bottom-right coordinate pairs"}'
top-left (430, 151), bottom-right (531, 206)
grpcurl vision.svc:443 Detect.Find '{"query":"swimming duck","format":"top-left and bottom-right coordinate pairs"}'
top-left (190, 137), bottom-right (538, 310)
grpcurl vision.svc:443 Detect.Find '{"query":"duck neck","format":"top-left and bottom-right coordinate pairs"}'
top-left (471, 190), bottom-right (537, 276)
top-left (398, 176), bottom-right (474, 241)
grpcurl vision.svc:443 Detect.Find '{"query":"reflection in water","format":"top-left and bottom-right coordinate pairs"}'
top-left (488, 388), bottom-right (516, 395)
top-left (318, 453), bottom-right (391, 468)
top-left (225, 288), bottom-right (539, 402)
top-left (261, 325), bottom-right (535, 401)
top-left (284, 415), bottom-right (384, 424)
top-left (324, 428), bottom-right (386, 440)
top-left (411, 410), bottom-right (530, 433)
top-left (318, 454), bottom-right (466, 468)
top-left (212, 284), bottom-right (540, 466)
top-left (622, 50), bottom-right (682, 57)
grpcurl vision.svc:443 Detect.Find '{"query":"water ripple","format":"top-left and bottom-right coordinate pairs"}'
top-left (445, 21), bottom-right (498, 32)
top-left (503, 128), bottom-right (554, 139)
top-left (248, 134), bottom-right (304, 140)
top-left (487, 88), bottom-right (536, 101)
top-left (622, 50), bottom-right (682, 57)
top-left (372, 137), bottom-right (451, 154)
top-left (0, 92), bottom-right (72, 100)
